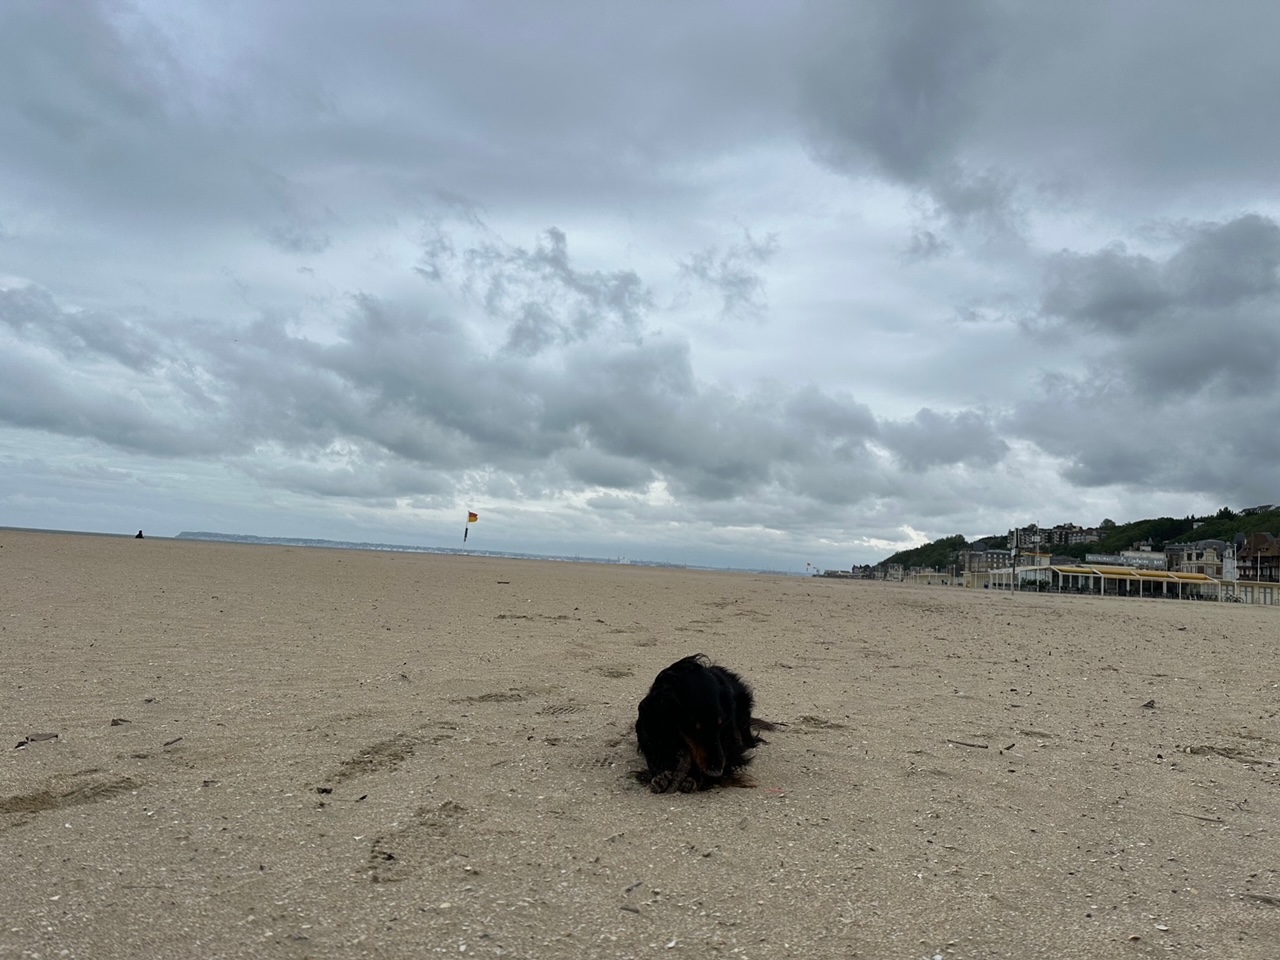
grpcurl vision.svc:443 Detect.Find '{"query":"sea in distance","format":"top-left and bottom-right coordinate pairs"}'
top-left (178, 531), bottom-right (803, 577)
top-left (0, 525), bottom-right (804, 576)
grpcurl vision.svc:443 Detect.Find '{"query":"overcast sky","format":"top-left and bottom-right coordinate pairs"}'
top-left (3, 2), bottom-right (1279, 570)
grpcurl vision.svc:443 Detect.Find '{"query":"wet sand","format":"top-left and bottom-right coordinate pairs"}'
top-left (2, 529), bottom-right (1278, 959)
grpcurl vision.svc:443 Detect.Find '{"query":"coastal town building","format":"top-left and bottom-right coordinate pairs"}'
top-left (957, 544), bottom-right (1012, 588)
top-left (1164, 539), bottom-right (1232, 579)
top-left (1007, 523), bottom-right (1100, 549)
top-left (962, 547), bottom-right (1008, 570)
top-left (1237, 532), bottom-right (1280, 582)
top-left (1048, 523), bottom-right (1101, 546)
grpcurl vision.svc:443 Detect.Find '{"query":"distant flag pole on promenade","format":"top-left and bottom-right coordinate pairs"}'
top-left (463, 511), bottom-right (479, 544)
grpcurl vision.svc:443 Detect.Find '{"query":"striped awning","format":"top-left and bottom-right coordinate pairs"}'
top-left (1047, 565), bottom-right (1218, 584)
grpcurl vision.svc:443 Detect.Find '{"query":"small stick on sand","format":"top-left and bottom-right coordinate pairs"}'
top-left (947, 739), bottom-right (989, 749)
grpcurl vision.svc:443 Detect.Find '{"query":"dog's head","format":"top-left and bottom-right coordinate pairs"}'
top-left (643, 656), bottom-right (734, 778)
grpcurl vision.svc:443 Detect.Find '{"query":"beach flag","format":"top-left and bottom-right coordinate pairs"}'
top-left (464, 511), bottom-right (478, 544)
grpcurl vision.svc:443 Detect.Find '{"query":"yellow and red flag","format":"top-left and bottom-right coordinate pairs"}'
top-left (467, 512), bottom-right (479, 523)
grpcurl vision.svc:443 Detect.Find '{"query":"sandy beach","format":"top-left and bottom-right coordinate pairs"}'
top-left (2, 529), bottom-right (1278, 959)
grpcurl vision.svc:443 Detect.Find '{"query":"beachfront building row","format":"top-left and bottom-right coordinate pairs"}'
top-left (877, 533), bottom-right (1278, 604)
top-left (979, 533), bottom-right (1280, 604)
top-left (993, 531), bottom-right (1280, 583)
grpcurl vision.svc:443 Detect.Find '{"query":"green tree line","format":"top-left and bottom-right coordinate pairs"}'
top-left (877, 507), bottom-right (1280, 569)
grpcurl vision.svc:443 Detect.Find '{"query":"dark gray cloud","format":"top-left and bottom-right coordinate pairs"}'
top-left (0, 286), bottom-right (225, 456)
top-left (475, 227), bottom-right (651, 355)
top-left (678, 229), bottom-right (779, 319)
top-left (1011, 215), bottom-right (1280, 504)
top-left (881, 408), bottom-right (1010, 471)
top-left (804, 2), bottom-right (998, 183)
top-left (1, 285), bottom-right (163, 372)
top-left (904, 229), bottom-right (950, 262)
top-left (1037, 214), bottom-right (1280, 396)
top-left (802, 3), bottom-right (1280, 242)
top-left (1012, 374), bottom-right (1280, 506)
top-left (802, 2), bottom-right (1019, 237)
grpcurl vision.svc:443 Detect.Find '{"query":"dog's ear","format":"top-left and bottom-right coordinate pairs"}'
top-left (638, 687), bottom-right (680, 722)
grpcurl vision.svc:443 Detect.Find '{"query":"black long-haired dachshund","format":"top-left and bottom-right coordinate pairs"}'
top-left (635, 654), bottom-right (773, 793)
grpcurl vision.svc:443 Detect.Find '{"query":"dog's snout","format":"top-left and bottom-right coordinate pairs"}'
top-left (702, 740), bottom-right (726, 778)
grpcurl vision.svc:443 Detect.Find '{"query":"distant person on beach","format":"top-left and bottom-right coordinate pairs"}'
top-left (135, 530), bottom-right (144, 539)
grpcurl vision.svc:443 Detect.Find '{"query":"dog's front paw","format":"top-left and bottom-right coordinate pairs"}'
top-left (649, 770), bottom-right (676, 793)
top-left (676, 774), bottom-right (701, 793)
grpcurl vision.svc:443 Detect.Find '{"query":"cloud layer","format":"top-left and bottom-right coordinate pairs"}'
top-left (2, 2), bottom-right (1278, 567)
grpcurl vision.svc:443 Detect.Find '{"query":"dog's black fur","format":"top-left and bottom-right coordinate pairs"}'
top-left (635, 654), bottom-right (770, 793)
